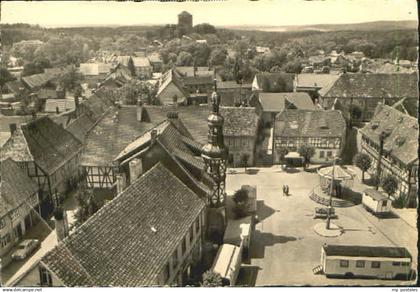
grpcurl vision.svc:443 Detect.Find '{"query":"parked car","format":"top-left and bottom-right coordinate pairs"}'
top-left (12, 239), bottom-right (40, 260)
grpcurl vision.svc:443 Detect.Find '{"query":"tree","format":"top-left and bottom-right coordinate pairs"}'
top-left (127, 57), bottom-right (136, 77)
top-left (353, 153), bottom-right (372, 183)
top-left (298, 144), bottom-right (315, 169)
top-left (381, 175), bottom-right (398, 198)
top-left (58, 66), bottom-right (84, 92)
top-left (241, 153), bottom-right (250, 170)
top-left (276, 147), bottom-right (289, 167)
top-left (201, 270), bottom-right (223, 287)
top-left (74, 189), bottom-right (100, 227)
top-left (209, 48), bottom-right (227, 67)
top-left (283, 60), bottom-right (302, 74)
top-left (176, 51), bottom-right (193, 66)
top-left (232, 189), bottom-right (249, 218)
top-left (0, 68), bottom-right (16, 89)
top-left (193, 23), bottom-right (217, 35)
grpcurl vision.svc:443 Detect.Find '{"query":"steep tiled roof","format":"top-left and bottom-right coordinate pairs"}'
top-left (323, 73), bottom-right (418, 98)
top-left (296, 74), bottom-right (340, 96)
top-left (0, 158), bottom-right (38, 217)
top-left (21, 69), bottom-right (62, 89)
top-left (42, 163), bottom-right (206, 287)
top-left (274, 109), bottom-right (346, 138)
top-left (1, 117), bottom-right (83, 174)
top-left (144, 105), bottom-right (258, 143)
top-left (254, 73), bottom-right (295, 92)
top-left (359, 104), bottom-right (418, 165)
top-left (157, 69), bottom-right (189, 99)
top-left (259, 92), bottom-right (316, 112)
top-left (81, 106), bottom-right (157, 166)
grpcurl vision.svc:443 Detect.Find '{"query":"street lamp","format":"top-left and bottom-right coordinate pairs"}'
top-left (326, 156), bottom-right (340, 230)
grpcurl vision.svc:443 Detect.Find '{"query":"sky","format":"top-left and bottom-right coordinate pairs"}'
top-left (1, 0), bottom-right (418, 28)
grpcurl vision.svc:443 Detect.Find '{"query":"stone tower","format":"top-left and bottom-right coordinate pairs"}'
top-left (201, 80), bottom-right (228, 243)
top-left (178, 11), bottom-right (193, 34)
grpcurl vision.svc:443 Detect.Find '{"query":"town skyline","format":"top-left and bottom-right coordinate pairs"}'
top-left (2, 0), bottom-right (417, 28)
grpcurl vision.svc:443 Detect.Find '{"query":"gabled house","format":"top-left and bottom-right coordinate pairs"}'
top-left (156, 69), bottom-right (189, 105)
top-left (359, 104), bottom-right (418, 206)
top-left (132, 57), bottom-right (153, 79)
top-left (273, 110), bottom-right (346, 164)
top-left (214, 81), bottom-right (252, 107)
top-left (322, 73), bottom-right (418, 121)
top-left (12, 163), bottom-right (206, 287)
top-left (0, 158), bottom-right (40, 258)
top-left (255, 92), bottom-right (318, 126)
top-left (0, 117), bottom-right (83, 216)
top-left (294, 73), bottom-right (340, 101)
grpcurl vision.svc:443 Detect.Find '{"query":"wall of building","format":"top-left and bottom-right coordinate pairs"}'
top-left (157, 209), bottom-right (205, 286)
top-left (226, 136), bottom-right (256, 167)
top-left (14, 263), bottom-right (65, 287)
top-left (135, 66), bottom-right (153, 79)
top-left (158, 83), bottom-right (187, 106)
top-left (0, 194), bottom-right (40, 258)
top-left (360, 135), bottom-right (418, 200)
top-left (84, 165), bottom-right (116, 189)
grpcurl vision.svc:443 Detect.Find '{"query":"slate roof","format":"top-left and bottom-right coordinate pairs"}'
top-left (259, 92), bottom-right (316, 112)
top-left (0, 116), bottom-right (83, 174)
top-left (295, 74), bottom-right (340, 96)
top-left (41, 163), bottom-right (206, 287)
top-left (0, 158), bottom-right (38, 218)
top-left (323, 73), bottom-right (418, 98)
top-left (80, 106), bottom-right (157, 166)
top-left (21, 69), bottom-right (62, 89)
top-left (144, 105), bottom-right (259, 143)
top-left (253, 73), bottom-right (295, 92)
top-left (323, 244), bottom-right (411, 259)
top-left (359, 104), bottom-right (418, 165)
top-left (274, 109), bottom-right (346, 138)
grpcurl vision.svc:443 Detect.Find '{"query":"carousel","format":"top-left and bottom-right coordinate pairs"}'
top-left (317, 165), bottom-right (354, 199)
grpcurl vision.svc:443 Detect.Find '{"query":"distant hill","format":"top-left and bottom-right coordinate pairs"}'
top-left (223, 20), bottom-right (418, 32)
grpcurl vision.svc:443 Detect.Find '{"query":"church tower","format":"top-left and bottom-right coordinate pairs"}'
top-left (201, 80), bottom-right (228, 243)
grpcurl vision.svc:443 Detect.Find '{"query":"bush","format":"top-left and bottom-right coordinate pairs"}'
top-left (381, 175), bottom-right (399, 198)
top-left (233, 189), bottom-right (249, 218)
top-left (201, 270), bottom-right (223, 287)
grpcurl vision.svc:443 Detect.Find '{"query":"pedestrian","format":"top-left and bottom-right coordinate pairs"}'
top-left (282, 185), bottom-right (286, 196)
top-left (285, 185), bottom-right (290, 196)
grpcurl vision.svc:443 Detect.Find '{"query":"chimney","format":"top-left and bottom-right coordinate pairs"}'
top-left (129, 158), bottom-right (143, 184)
top-left (116, 173), bottom-right (127, 194)
top-left (150, 129), bottom-right (158, 144)
top-left (136, 99), bottom-right (143, 122)
top-left (9, 123), bottom-right (17, 135)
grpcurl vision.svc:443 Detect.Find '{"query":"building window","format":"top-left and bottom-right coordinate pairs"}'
top-left (327, 151), bottom-right (333, 158)
top-left (401, 262), bottom-right (410, 267)
top-left (392, 262), bottom-right (401, 266)
top-left (182, 237), bottom-right (187, 255)
top-left (371, 261), bottom-right (381, 269)
top-left (1, 233), bottom-right (11, 248)
top-left (39, 267), bottom-right (53, 287)
top-left (319, 151), bottom-right (325, 158)
top-left (382, 200), bottom-right (387, 207)
top-left (356, 260), bottom-right (365, 268)
top-left (340, 260), bottom-right (349, 268)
